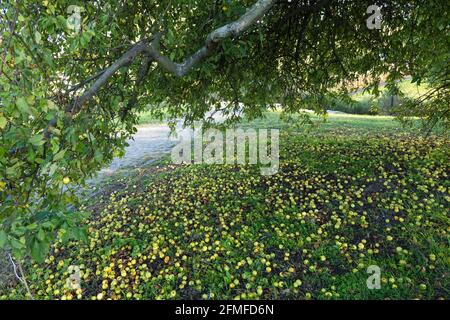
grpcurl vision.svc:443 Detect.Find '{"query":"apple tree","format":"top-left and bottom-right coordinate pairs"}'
top-left (0, 0), bottom-right (448, 262)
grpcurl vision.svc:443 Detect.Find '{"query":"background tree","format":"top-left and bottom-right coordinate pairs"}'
top-left (0, 0), bottom-right (448, 261)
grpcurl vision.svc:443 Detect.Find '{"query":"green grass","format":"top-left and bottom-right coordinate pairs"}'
top-left (352, 79), bottom-right (429, 102)
top-left (331, 79), bottom-right (430, 115)
top-left (137, 110), bottom-right (165, 125)
top-left (241, 111), bottom-right (442, 135)
top-left (2, 113), bottom-right (449, 300)
top-left (396, 80), bottom-right (430, 99)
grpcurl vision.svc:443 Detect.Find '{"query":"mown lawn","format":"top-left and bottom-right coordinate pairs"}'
top-left (2, 114), bottom-right (449, 300)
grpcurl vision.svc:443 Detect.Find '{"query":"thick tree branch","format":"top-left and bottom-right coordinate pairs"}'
top-left (66, 68), bottom-right (107, 93)
top-left (147, 0), bottom-right (275, 77)
top-left (65, 0), bottom-right (275, 117)
top-left (67, 40), bottom-right (150, 115)
top-left (120, 54), bottom-right (153, 121)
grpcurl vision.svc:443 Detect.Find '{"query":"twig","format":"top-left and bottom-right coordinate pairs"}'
top-left (7, 253), bottom-right (34, 300)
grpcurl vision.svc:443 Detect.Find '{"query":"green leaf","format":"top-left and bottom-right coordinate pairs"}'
top-left (48, 163), bottom-right (58, 176)
top-left (0, 116), bottom-right (7, 129)
top-left (75, 227), bottom-right (89, 243)
top-left (80, 32), bottom-right (91, 47)
top-left (46, 100), bottom-right (57, 110)
top-left (35, 31), bottom-right (42, 44)
top-left (29, 134), bottom-right (45, 146)
top-left (30, 239), bottom-right (49, 263)
top-left (10, 237), bottom-right (24, 250)
top-left (26, 95), bottom-right (35, 105)
top-left (0, 230), bottom-right (7, 248)
top-left (94, 149), bottom-right (103, 162)
top-left (34, 211), bottom-right (52, 222)
top-left (53, 149), bottom-right (66, 161)
top-left (16, 97), bottom-right (30, 114)
top-left (37, 229), bottom-right (46, 241)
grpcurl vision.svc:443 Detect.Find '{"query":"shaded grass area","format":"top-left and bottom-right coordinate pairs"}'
top-left (2, 114), bottom-right (449, 300)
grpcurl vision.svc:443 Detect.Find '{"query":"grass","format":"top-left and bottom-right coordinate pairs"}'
top-left (137, 110), bottom-right (165, 125)
top-left (331, 79), bottom-right (430, 115)
top-left (352, 79), bottom-right (429, 102)
top-left (241, 111), bottom-right (441, 135)
top-left (1, 113), bottom-right (449, 300)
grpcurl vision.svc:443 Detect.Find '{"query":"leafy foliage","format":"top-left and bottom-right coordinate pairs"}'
top-left (0, 0), bottom-right (448, 261)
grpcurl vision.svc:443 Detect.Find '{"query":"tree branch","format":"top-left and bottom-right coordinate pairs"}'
top-left (120, 54), bottom-right (153, 121)
top-left (66, 68), bottom-right (107, 93)
top-left (67, 40), bottom-right (150, 115)
top-left (63, 0), bottom-right (275, 118)
top-left (147, 0), bottom-right (275, 77)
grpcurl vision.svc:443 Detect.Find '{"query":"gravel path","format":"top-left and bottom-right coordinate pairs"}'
top-left (94, 112), bottom-right (228, 180)
top-left (98, 124), bottom-right (176, 177)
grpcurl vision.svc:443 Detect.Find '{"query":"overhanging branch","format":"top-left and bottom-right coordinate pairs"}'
top-left (65, 0), bottom-right (275, 117)
top-left (67, 40), bottom-right (150, 115)
top-left (147, 0), bottom-right (275, 77)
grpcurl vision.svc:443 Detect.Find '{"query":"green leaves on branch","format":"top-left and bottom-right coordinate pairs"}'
top-left (0, 210), bottom-right (90, 263)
